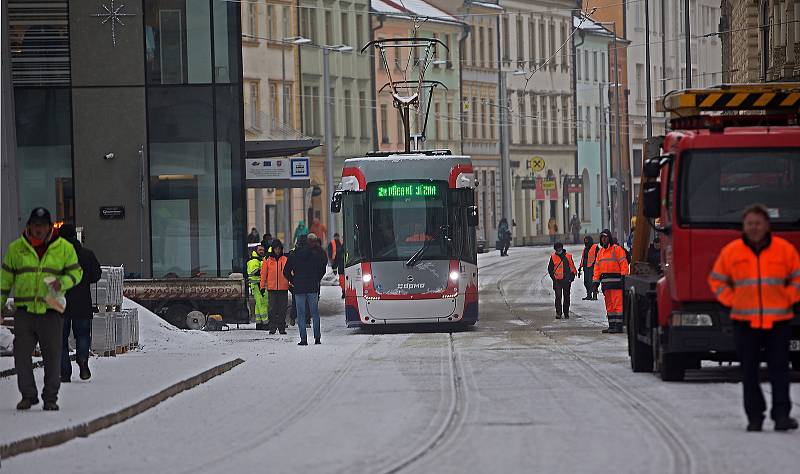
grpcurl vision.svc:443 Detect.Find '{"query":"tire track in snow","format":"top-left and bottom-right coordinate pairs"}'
top-left (371, 333), bottom-right (468, 474)
top-left (181, 336), bottom-right (378, 474)
top-left (495, 260), bottom-right (709, 474)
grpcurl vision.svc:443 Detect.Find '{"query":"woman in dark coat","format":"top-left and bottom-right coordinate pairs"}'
top-left (58, 225), bottom-right (102, 382)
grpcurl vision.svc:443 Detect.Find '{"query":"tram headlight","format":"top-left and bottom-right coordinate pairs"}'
top-left (449, 271), bottom-right (460, 282)
top-left (362, 274), bottom-right (372, 283)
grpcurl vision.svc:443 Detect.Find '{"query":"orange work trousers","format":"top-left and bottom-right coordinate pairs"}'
top-left (603, 288), bottom-right (623, 325)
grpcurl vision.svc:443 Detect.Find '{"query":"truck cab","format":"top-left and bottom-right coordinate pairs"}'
top-left (625, 84), bottom-right (800, 380)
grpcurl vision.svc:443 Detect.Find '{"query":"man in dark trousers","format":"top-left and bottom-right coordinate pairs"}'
top-left (578, 236), bottom-right (599, 300)
top-left (1, 208), bottom-right (83, 411)
top-left (328, 233), bottom-right (345, 298)
top-left (284, 233), bottom-right (328, 345)
top-left (708, 204), bottom-right (800, 432)
top-left (58, 225), bottom-right (102, 382)
top-left (548, 242), bottom-right (577, 319)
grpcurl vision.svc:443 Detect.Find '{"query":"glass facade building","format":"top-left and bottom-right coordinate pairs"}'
top-left (6, 0), bottom-right (245, 277)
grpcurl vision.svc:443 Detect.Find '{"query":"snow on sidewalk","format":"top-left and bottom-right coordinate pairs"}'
top-left (0, 299), bottom-right (229, 449)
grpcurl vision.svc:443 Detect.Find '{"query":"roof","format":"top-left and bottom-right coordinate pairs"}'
top-left (574, 14), bottom-right (626, 43)
top-left (466, 1), bottom-right (504, 11)
top-left (372, 0), bottom-right (461, 25)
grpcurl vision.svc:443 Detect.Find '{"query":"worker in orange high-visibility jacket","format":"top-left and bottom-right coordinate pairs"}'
top-left (593, 229), bottom-right (629, 333)
top-left (548, 242), bottom-right (578, 319)
top-left (579, 235), bottom-right (599, 300)
top-left (261, 239), bottom-right (290, 335)
top-left (708, 204), bottom-right (800, 432)
top-left (327, 233), bottom-right (345, 298)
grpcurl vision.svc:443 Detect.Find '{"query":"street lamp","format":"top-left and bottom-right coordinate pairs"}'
top-left (295, 41), bottom-right (354, 243)
top-left (498, 68), bottom-right (533, 236)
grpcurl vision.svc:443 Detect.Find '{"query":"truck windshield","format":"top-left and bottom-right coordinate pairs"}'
top-left (368, 181), bottom-right (449, 261)
top-left (680, 148), bottom-right (800, 227)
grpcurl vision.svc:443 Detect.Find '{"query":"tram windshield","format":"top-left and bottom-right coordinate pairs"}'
top-left (368, 181), bottom-right (449, 261)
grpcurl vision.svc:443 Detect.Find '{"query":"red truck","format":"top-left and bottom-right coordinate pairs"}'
top-left (625, 83), bottom-right (800, 381)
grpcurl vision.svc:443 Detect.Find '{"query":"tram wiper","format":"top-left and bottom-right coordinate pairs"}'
top-left (405, 226), bottom-right (444, 267)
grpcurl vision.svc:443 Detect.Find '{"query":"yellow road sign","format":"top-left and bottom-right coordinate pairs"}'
top-left (530, 156), bottom-right (545, 172)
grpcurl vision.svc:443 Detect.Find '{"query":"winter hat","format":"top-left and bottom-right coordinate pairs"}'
top-left (599, 229), bottom-right (612, 247)
top-left (27, 207), bottom-right (52, 225)
top-left (59, 224), bottom-right (77, 241)
top-left (271, 239), bottom-right (284, 250)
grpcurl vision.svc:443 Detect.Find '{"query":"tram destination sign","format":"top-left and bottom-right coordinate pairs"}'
top-left (376, 183), bottom-right (439, 199)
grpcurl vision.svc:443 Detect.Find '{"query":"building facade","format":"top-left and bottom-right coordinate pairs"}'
top-left (298, 0), bottom-right (374, 237)
top-left (500, 0), bottom-right (578, 244)
top-left (5, 0), bottom-right (245, 278)
top-left (721, 0), bottom-right (800, 83)
top-left (240, 0), bottom-right (317, 244)
top-left (575, 15), bottom-right (615, 236)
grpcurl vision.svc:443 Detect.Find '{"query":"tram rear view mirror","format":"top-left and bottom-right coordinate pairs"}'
top-left (330, 192), bottom-right (342, 213)
top-left (467, 206), bottom-right (479, 227)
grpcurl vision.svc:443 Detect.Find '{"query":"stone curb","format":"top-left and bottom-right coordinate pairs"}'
top-left (0, 358), bottom-right (245, 460)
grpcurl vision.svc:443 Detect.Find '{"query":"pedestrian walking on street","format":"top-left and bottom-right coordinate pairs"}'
top-left (548, 217), bottom-right (558, 244)
top-left (570, 215), bottom-right (581, 244)
top-left (247, 245), bottom-right (268, 330)
top-left (284, 233), bottom-right (327, 345)
top-left (58, 224), bottom-right (102, 383)
top-left (548, 242), bottom-right (577, 319)
top-left (708, 204), bottom-right (800, 432)
top-left (247, 228), bottom-right (261, 244)
top-left (261, 239), bottom-right (289, 335)
top-left (293, 221), bottom-right (309, 246)
top-left (328, 233), bottom-right (345, 298)
top-left (593, 229), bottom-right (629, 334)
top-left (1, 208), bottom-right (83, 411)
top-left (579, 236), bottom-right (599, 300)
top-left (309, 218), bottom-right (327, 245)
top-left (260, 233), bottom-right (273, 255)
top-left (498, 218), bottom-right (511, 256)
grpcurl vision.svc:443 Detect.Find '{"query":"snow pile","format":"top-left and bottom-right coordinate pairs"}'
top-left (122, 297), bottom-right (215, 351)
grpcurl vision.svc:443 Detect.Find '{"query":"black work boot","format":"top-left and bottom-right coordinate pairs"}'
top-left (78, 358), bottom-right (91, 381)
top-left (564, 313), bottom-right (570, 319)
top-left (601, 326), bottom-right (612, 334)
top-left (775, 417), bottom-right (799, 431)
top-left (43, 401), bottom-right (59, 411)
top-left (279, 328), bottom-right (287, 335)
top-left (555, 314), bottom-right (562, 320)
top-left (746, 418), bottom-right (764, 432)
top-left (16, 397), bottom-right (39, 410)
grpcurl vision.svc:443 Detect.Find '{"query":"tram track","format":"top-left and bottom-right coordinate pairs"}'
top-left (183, 336), bottom-right (378, 474)
top-left (367, 333), bottom-right (467, 474)
top-left (494, 261), bottom-right (711, 474)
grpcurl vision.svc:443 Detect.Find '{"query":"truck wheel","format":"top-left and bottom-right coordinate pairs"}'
top-left (628, 295), bottom-right (654, 373)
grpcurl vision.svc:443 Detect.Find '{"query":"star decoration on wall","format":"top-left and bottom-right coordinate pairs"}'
top-left (91, 1), bottom-right (136, 47)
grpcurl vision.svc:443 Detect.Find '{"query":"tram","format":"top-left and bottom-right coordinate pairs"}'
top-left (331, 151), bottom-right (479, 327)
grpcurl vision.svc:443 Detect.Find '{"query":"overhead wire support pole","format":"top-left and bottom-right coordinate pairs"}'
top-left (611, 22), bottom-right (624, 243)
top-left (645, 0), bottom-right (653, 139)
top-left (499, 71), bottom-right (511, 225)
top-left (685, 0), bottom-right (692, 88)
top-left (323, 48), bottom-right (335, 243)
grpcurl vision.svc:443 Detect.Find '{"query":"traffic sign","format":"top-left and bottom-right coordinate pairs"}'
top-left (530, 156), bottom-right (545, 172)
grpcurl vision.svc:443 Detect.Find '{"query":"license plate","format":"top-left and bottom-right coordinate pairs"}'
top-left (791, 340), bottom-right (800, 352)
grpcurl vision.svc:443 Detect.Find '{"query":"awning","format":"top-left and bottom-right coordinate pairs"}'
top-left (244, 138), bottom-right (321, 159)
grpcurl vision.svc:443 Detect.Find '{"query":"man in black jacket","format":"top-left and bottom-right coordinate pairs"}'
top-left (284, 233), bottom-right (327, 345)
top-left (58, 225), bottom-right (102, 382)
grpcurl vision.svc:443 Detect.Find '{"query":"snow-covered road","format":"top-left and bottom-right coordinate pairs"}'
top-left (3, 247), bottom-right (799, 473)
